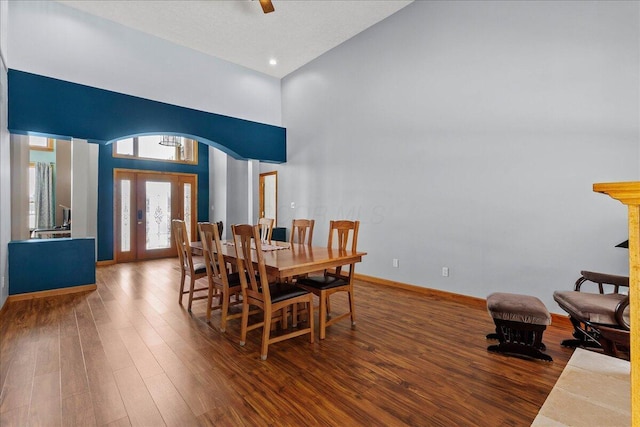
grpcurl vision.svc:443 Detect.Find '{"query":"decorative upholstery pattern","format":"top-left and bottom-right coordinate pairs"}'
top-left (487, 292), bottom-right (551, 326)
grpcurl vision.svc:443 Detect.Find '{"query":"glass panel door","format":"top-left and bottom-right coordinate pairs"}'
top-left (114, 170), bottom-right (197, 262)
top-left (115, 170), bottom-right (136, 263)
top-left (136, 173), bottom-right (178, 260)
top-left (145, 181), bottom-right (172, 251)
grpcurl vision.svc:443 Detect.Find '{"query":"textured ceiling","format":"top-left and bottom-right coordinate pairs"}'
top-left (57, 0), bottom-right (413, 78)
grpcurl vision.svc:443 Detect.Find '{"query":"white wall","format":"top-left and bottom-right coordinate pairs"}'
top-left (7, 1), bottom-right (281, 126)
top-left (70, 139), bottom-right (98, 243)
top-left (0, 0), bottom-right (9, 307)
top-left (9, 134), bottom-right (29, 240)
top-left (209, 147), bottom-right (228, 237)
top-left (281, 0), bottom-right (640, 312)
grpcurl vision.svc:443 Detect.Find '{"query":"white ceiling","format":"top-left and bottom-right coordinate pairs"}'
top-left (57, 0), bottom-right (413, 79)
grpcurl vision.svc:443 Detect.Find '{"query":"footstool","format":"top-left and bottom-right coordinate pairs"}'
top-left (486, 292), bottom-right (553, 362)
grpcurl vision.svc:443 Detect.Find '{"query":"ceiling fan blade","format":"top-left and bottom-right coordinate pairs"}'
top-left (259, 0), bottom-right (275, 14)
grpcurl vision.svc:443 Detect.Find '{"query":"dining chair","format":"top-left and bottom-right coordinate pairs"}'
top-left (290, 218), bottom-right (315, 246)
top-left (297, 220), bottom-right (360, 339)
top-left (257, 217), bottom-right (274, 243)
top-left (232, 223), bottom-right (314, 360)
top-left (198, 222), bottom-right (244, 332)
top-left (288, 218), bottom-right (316, 323)
top-left (172, 219), bottom-right (208, 311)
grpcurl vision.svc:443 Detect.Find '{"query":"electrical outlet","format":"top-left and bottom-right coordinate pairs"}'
top-left (442, 267), bottom-right (449, 277)
top-left (1, 276), bottom-right (5, 290)
top-left (290, 202), bottom-right (295, 209)
top-left (392, 258), bottom-right (399, 268)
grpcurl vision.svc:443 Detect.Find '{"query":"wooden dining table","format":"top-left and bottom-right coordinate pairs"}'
top-left (192, 240), bottom-right (366, 281)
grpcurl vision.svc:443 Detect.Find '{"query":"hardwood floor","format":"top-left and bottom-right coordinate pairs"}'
top-left (0, 258), bottom-right (575, 426)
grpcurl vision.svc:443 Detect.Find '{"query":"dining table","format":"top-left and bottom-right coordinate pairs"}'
top-left (192, 240), bottom-right (366, 281)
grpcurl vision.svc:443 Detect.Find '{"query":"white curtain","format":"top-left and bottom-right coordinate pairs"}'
top-left (35, 162), bottom-right (53, 229)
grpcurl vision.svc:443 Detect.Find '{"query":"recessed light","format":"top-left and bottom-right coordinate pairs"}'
top-left (269, 58), bottom-right (277, 66)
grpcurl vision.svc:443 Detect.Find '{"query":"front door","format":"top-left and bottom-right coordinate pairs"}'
top-left (114, 169), bottom-right (197, 262)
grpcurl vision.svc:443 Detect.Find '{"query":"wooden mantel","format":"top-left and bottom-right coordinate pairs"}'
top-left (593, 181), bottom-right (639, 426)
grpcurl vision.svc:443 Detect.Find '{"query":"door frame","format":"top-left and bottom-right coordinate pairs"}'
top-left (113, 168), bottom-right (198, 263)
top-left (259, 171), bottom-right (277, 225)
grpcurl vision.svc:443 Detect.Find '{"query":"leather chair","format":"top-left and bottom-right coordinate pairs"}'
top-left (553, 270), bottom-right (630, 359)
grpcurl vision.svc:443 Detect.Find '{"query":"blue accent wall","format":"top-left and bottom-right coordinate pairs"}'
top-left (98, 142), bottom-right (209, 261)
top-left (7, 69), bottom-right (286, 262)
top-left (8, 69), bottom-right (286, 162)
top-left (8, 238), bottom-right (96, 294)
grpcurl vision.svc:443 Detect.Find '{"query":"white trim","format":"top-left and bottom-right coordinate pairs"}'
top-left (0, 51), bottom-right (6, 73)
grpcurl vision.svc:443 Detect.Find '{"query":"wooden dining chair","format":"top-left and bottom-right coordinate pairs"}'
top-left (288, 219), bottom-right (316, 322)
top-left (198, 222), bottom-right (244, 332)
top-left (297, 220), bottom-right (360, 339)
top-left (232, 224), bottom-right (314, 360)
top-left (172, 219), bottom-right (208, 311)
top-left (290, 218), bottom-right (315, 246)
top-left (257, 217), bottom-right (274, 243)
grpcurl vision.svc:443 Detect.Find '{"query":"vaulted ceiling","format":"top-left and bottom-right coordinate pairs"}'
top-left (57, 0), bottom-right (414, 78)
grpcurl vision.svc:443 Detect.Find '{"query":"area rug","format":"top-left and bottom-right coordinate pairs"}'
top-left (531, 348), bottom-right (630, 426)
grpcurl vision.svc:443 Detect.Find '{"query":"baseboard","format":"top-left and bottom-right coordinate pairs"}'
top-left (7, 284), bottom-right (97, 302)
top-left (550, 312), bottom-right (571, 328)
top-left (96, 260), bottom-right (116, 266)
top-left (354, 273), bottom-right (572, 328)
top-left (355, 273), bottom-right (487, 309)
top-left (0, 298), bottom-right (9, 317)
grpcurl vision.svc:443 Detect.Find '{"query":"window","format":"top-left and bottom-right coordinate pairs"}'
top-left (113, 135), bottom-right (198, 164)
top-left (28, 163), bottom-right (35, 229)
top-left (29, 136), bottom-right (54, 151)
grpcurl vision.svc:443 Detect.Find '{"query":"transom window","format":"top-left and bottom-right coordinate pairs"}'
top-left (29, 136), bottom-right (54, 151)
top-left (113, 135), bottom-right (198, 164)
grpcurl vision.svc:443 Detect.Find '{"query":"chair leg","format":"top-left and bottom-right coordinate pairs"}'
top-left (187, 276), bottom-right (196, 312)
top-left (240, 301), bottom-right (250, 346)
top-left (308, 298), bottom-right (315, 344)
top-left (319, 291), bottom-right (328, 340)
top-left (348, 288), bottom-right (356, 326)
top-left (292, 304), bottom-right (298, 328)
top-left (261, 307), bottom-right (272, 360)
top-left (220, 290), bottom-right (229, 332)
top-left (206, 281), bottom-right (214, 321)
top-left (178, 271), bottom-right (186, 305)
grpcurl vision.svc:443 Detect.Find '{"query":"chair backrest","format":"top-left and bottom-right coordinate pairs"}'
top-left (327, 220), bottom-right (359, 252)
top-left (172, 219), bottom-right (194, 272)
top-left (232, 224), bottom-right (271, 301)
top-left (258, 217), bottom-right (274, 243)
top-left (576, 270), bottom-right (630, 294)
top-left (290, 219), bottom-right (315, 246)
top-left (198, 222), bottom-right (225, 284)
top-left (326, 220), bottom-right (359, 277)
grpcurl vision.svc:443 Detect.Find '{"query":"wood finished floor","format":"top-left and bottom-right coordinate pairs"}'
top-left (0, 258), bottom-right (575, 426)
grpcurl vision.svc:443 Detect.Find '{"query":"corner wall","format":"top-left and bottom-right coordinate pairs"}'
top-left (0, 0), bottom-right (9, 308)
top-left (280, 1), bottom-right (640, 312)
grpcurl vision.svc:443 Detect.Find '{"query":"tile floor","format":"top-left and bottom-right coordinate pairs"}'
top-left (532, 348), bottom-right (630, 426)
